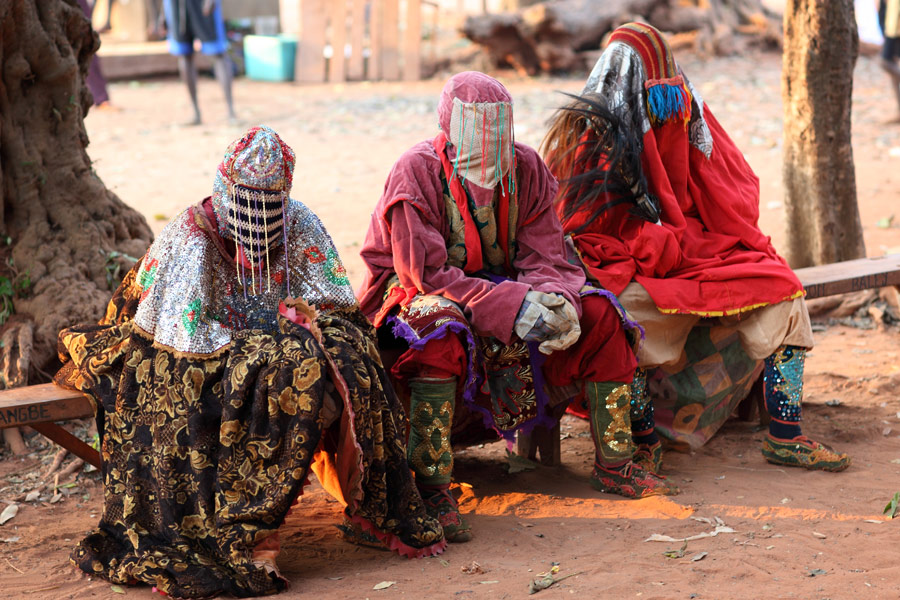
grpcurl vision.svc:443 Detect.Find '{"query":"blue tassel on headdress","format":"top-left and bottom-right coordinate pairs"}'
top-left (645, 78), bottom-right (692, 127)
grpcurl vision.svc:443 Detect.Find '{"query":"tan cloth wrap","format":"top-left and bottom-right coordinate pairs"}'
top-left (617, 282), bottom-right (814, 368)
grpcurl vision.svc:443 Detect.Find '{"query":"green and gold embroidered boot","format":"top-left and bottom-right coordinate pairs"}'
top-left (408, 378), bottom-right (472, 543)
top-left (587, 381), bottom-right (678, 498)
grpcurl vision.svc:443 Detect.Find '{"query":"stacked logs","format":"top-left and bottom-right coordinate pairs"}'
top-left (461, 0), bottom-right (782, 75)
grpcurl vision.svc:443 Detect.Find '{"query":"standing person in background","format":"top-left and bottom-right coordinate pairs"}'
top-left (97, 0), bottom-right (114, 32)
top-left (78, 0), bottom-right (113, 109)
top-left (147, 0), bottom-right (167, 40)
top-left (880, 0), bottom-right (900, 119)
top-left (163, 0), bottom-right (237, 124)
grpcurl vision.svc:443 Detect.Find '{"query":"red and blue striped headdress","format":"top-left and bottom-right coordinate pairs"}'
top-left (608, 22), bottom-right (692, 128)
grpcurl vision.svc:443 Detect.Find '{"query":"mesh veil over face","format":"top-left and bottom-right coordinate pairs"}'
top-left (438, 72), bottom-right (516, 198)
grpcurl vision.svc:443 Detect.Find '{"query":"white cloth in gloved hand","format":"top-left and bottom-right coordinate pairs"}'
top-left (537, 296), bottom-right (581, 355)
top-left (514, 291), bottom-right (568, 342)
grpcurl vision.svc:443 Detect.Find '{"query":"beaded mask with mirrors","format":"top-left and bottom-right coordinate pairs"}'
top-left (212, 126), bottom-right (296, 294)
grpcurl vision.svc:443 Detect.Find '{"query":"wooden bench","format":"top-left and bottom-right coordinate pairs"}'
top-left (516, 253), bottom-right (900, 465)
top-left (793, 253), bottom-right (900, 299)
top-left (0, 383), bottom-right (100, 468)
top-left (2, 255), bottom-right (898, 471)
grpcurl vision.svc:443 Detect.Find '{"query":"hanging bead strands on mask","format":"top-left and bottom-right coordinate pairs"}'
top-left (227, 183), bottom-right (285, 294)
top-left (212, 126), bottom-right (296, 297)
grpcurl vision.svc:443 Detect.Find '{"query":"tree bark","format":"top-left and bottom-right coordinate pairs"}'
top-left (0, 0), bottom-right (152, 381)
top-left (782, 0), bottom-right (864, 267)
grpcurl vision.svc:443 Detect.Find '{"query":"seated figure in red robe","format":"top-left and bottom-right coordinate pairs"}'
top-left (359, 72), bottom-right (677, 544)
top-left (542, 22), bottom-right (850, 474)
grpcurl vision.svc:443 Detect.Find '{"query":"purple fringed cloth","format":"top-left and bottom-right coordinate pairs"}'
top-left (384, 276), bottom-right (643, 444)
top-left (385, 282), bottom-right (557, 442)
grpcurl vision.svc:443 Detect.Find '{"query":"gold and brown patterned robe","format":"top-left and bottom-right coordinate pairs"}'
top-left (55, 202), bottom-right (444, 598)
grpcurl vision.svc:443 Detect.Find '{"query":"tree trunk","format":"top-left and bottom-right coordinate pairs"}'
top-left (0, 0), bottom-right (152, 382)
top-left (782, 0), bottom-right (864, 267)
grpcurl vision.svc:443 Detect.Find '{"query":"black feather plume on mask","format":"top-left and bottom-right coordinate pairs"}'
top-left (553, 93), bottom-right (661, 231)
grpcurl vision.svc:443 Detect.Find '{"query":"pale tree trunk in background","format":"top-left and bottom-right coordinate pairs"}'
top-left (782, 0), bottom-right (864, 268)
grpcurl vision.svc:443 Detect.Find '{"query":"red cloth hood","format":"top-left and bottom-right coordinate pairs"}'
top-left (561, 107), bottom-right (802, 316)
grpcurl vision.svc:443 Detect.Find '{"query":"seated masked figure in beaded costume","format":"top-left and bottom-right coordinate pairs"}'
top-left (358, 71), bottom-right (678, 544)
top-left (542, 23), bottom-right (851, 473)
top-left (54, 126), bottom-right (445, 599)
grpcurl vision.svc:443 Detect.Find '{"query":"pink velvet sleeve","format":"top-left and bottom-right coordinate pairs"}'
top-left (388, 201), bottom-right (530, 344)
top-left (511, 150), bottom-right (586, 316)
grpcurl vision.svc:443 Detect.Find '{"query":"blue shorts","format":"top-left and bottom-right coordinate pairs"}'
top-left (163, 0), bottom-right (228, 56)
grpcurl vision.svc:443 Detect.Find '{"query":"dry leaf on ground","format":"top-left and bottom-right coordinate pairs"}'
top-left (0, 504), bottom-right (18, 525)
top-left (373, 581), bottom-right (396, 590)
top-left (646, 524), bottom-right (735, 543)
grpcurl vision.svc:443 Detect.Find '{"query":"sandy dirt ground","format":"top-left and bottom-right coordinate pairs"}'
top-left (2, 49), bottom-right (900, 599)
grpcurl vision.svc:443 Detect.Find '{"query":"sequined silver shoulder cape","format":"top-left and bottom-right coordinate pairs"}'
top-left (133, 199), bottom-right (357, 355)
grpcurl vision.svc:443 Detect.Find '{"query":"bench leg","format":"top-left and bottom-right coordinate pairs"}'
top-left (2, 427), bottom-right (27, 455)
top-left (736, 372), bottom-right (770, 428)
top-left (30, 422), bottom-right (101, 469)
top-left (515, 421), bottom-right (561, 467)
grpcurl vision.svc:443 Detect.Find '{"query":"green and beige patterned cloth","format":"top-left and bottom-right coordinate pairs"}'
top-left (649, 324), bottom-right (763, 451)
